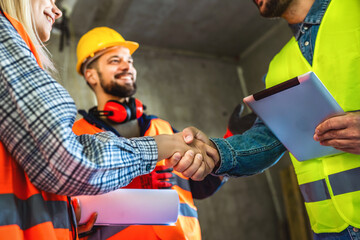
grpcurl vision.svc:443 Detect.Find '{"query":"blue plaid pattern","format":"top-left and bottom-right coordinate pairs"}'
top-left (0, 13), bottom-right (158, 196)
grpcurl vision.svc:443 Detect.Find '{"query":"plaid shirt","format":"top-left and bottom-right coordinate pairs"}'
top-left (0, 13), bottom-right (158, 196)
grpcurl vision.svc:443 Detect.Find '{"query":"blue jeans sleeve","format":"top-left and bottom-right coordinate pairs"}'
top-left (210, 118), bottom-right (287, 177)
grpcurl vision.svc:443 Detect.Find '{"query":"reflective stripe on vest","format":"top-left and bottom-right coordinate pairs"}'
top-left (0, 143), bottom-right (74, 239)
top-left (174, 174), bottom-right (191, 192)
top-left (0, 194), bottom-right (71, 230)
top-left (265, 0), bottom-right (360, 233)
top-left (180, 203), bottom-right (198, 218)
top-left (300, 167), bottom-right (360, 202)
top-left (299, 179), bottom-right (330, 203)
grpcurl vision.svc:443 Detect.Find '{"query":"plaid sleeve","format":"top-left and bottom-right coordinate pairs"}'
top-left (0, 14), bottom-right (158, 196)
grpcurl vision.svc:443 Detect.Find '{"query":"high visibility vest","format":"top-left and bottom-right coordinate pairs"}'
top-left (265, 0), bottom-right (360, 233)
top-left (73, 115), bottom-right (201, 240)
top-left (0, 12), bottom-right (75, 240)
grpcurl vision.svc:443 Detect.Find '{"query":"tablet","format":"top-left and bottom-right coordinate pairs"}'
top-left (75, 189), bottom-right (179, 226)
top-left (243, 72), bottom-right (344, 161)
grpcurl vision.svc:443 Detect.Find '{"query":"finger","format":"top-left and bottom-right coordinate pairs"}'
top-left (192, 128), bottom-right (211, 145)
top-left (78, 212), bottom-right (98, 234)
top-left (315, 115), bottom-right (348, 136)
top-left (181, 153), bottom-right (203, 178)
top-left (156, 172), bottom-right (173, 179)
top-left (155, 165), bottom-right (173, 172)
top-left (182, 127), bottom-right (197, 144)
top-left (173, 150), bottom-right (195, 173)
top-left (190, 160), bottom-right (207, 181)
top-left (157, 181), bottom-right (173, 188)
top-left (71, 197), bottom-right (81, 223)
top-left (320, 138), bottom-right (360, 149)
top-left (164, 152), bottom-right (181, 168)
top-left (334, 147), bottom-right (360, 155)
top-left (315, 129), bottom-right (345, 142)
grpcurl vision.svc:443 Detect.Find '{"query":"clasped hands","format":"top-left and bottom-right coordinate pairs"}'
top-left (154, 127), bottom-right (219, 181)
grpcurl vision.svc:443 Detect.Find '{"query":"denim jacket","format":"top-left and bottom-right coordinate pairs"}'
top-left (211, 0), bottom-right (330, 177)
top-left (211, 118), bottom-right (286, 177)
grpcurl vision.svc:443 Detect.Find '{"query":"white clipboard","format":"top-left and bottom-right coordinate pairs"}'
top-left (75, 189), bottom-right (179, 226)
top-left (243, 72), bottom-right (344, 161)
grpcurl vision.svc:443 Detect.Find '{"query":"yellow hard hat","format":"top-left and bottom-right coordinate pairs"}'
top-left (76, 27), bottom-right (139, 75)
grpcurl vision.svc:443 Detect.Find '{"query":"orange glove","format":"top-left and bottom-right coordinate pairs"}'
top-left (124, 166), bottom-right (175, 189)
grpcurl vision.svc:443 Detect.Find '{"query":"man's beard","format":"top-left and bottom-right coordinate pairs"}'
top-left (99, 72), bottom-right (137, 98)
top-left (257, 0), bottom-right (292, 18)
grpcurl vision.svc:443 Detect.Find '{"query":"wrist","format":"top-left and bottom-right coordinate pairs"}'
top-left (213, 159), bottom-right (221, 172)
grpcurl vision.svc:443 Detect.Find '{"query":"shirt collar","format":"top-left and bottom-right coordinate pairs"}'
top-left (289, 0), bottom-right (331, 40)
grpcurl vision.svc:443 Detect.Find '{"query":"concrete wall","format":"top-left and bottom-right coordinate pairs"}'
top-left (47, 21), bottom-right (294, 239)
top-left (239, 20), bottom-right (293, 95)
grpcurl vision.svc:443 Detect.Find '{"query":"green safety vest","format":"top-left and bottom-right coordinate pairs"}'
top-left (265, 0), bottom-right (360, 233)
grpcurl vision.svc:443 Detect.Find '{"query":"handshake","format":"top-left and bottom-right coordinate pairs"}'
top-left (154, 126), bottom-right (220, 181)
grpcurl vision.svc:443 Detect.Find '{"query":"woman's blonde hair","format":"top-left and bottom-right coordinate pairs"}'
top-left (0, 0), bottom-right (56, 72)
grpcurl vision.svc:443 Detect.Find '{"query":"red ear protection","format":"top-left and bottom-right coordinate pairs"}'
top-left (103, 98), bottom-right (143, 123)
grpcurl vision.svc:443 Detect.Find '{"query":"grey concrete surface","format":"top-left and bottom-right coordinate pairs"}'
top-left (58, 0), bottom-right (280, 57)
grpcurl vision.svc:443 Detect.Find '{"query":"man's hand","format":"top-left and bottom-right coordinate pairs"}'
top-left (182, 126), bottom-right (215, 147)
top-left (183, 127), bottom-right (220, 175)
top-left (314, 112), bottom-right (360, 154)
top-left (165, 127), bottom-right (220, 181)
top-left (159, 130), bottom-right (219, 181)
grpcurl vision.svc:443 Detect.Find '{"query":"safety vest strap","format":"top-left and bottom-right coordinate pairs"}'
top-left (299, 179), bottom-right (330, 203)
top-left (328, 167), bottom-right (360, 196)
top-left (179, 203), bottom-right (198, 218)
top-left (300, 167), bottom-right (360, 203)
top-left (0, 193), bottom-right (71, 230)
top-left (174, 175), bottom-right (191, 192)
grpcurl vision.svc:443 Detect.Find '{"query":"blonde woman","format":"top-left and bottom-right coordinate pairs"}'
top-left (0, 0), bottom-right (219, 239)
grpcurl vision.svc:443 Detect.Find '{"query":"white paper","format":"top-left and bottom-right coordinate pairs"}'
top-left (75, 189), bottom-right (179, 225)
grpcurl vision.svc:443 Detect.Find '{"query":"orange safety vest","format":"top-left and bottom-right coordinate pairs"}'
top-left (73, 115), bottom-right (201, 240)
top-left (0, 12), bottom-right (75, 240)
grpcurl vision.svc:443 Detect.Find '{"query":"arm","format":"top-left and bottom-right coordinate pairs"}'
top-left (182, 118), bottom-right (287, 177)
top-left (0, 15), bottom-right (158, 196)
top-left (0, 14), bottom-right (209, 196)
top-left (314, 111), bottom-right (360, 154)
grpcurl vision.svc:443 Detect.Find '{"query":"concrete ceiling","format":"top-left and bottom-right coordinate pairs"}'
top-left (58, 0), bottom-right (282, 58)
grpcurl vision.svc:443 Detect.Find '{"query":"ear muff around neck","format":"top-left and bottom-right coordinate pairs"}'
top-left (102, 98), bottom-right (143, 123)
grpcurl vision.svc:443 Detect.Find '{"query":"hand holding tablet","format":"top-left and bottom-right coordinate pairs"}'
top-left (243, 72), bottom-right (344, 161)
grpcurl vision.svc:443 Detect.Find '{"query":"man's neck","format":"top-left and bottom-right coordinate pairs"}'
top-left (106, 118), bottom-right (141, 138)
top-left (282, 0), bottom-right (315, 24)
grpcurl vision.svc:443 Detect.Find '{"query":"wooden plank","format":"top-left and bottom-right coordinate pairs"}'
top-left (280, 165), bottom-right (313, 240)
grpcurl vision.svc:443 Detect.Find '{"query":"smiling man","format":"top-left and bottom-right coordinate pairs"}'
top-left (72, 27), bottom-right (225, 240)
